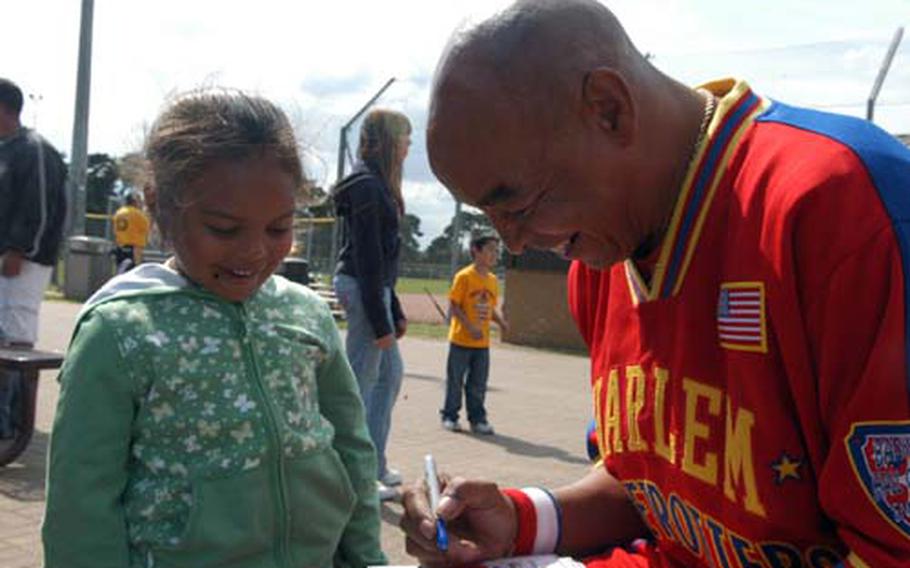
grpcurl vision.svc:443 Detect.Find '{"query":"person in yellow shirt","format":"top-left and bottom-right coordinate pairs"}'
top-left (441, 233), bottom-right (508, 435)
top-left (112, 192), bottom-right (150, 273)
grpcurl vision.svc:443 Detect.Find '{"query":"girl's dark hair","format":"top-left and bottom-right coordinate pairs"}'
top-left (144, 89), bottom-right (305, 239)
top-left (357, 109), bottom-right (411, 214)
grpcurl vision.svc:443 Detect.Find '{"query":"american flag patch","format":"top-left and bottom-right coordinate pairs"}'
top-left (717, 282), bottom-right (767, 353)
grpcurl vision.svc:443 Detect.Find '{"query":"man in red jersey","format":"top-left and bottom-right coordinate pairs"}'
top-left (399, 1), bottom-right (910, 567)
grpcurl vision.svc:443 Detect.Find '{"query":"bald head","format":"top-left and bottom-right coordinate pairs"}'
top-left (435, 0), bottom-right (640, 91)
top-left (427, 0), bottom-right (653, 192)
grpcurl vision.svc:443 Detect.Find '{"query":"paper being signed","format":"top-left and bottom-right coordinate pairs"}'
top-left (372, 554), bottom-right (585, 568)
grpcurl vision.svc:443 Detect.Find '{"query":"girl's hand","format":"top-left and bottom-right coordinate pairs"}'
top-left (400, 476), bottom-right (517, 568)
top-left (375, 333), bottom-right (395, 350)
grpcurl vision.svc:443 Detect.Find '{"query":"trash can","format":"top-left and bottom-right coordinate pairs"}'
top-left (279, 257), bottom-right (309, 286)
top-left (64, 236), bottom-right (114, 301)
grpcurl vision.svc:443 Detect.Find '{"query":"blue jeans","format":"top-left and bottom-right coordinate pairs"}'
top-left (441, 344), bottom-right (490, 425)
top-left (333, 274), bottom-right (403, 479)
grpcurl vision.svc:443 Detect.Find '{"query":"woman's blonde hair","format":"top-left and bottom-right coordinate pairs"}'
top-left (357, 109), bottom-right (411, 214)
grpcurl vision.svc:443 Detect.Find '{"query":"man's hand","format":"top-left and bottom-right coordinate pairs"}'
top-left (395, 319), bottom-right (408, 339)
top-left (375, 333), bottom-right (395, 350)
top-left (400, 476), bottom-right (517, 568)
top-left (1, 250), bottom-right (24, 277)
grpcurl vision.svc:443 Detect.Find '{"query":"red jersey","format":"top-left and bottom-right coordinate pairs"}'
top-left (569, 79), bottom-right (910, 568)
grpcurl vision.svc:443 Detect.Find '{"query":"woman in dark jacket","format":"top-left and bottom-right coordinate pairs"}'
top-left (333, 109), bottom-right (411, 500)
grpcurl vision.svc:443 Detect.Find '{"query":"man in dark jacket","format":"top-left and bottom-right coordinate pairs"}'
top-left (0, 78), bottom-right (67, 437)
top-left (0, 78), bottom-right (67, 346)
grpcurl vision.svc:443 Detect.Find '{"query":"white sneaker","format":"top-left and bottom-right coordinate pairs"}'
top-left (381, 468), bottom-right (403, 487)
top-left (442, 418), bottom-right (461, 432)
top-left (377, 481), bottom-right (399, 502)
top-left (471, 422), bottom-right (495, 435)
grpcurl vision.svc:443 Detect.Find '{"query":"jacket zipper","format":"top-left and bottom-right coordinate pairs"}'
top-left (234, 303), bottom-right (292, 567)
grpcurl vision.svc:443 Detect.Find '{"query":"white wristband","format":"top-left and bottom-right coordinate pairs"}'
top-left (522, 486), bottom-right (561, 554)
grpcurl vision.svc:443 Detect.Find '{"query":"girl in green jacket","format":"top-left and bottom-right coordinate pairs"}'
top-left (42, 90), bottom-right (387, 568)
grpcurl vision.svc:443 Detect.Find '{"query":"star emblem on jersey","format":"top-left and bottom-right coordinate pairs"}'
top-left (845, 422), bottom-right (910, 538)
top-left (771, 452), bottom-right (802, 484)
top-left (716, 282), bottom-right (767, 353)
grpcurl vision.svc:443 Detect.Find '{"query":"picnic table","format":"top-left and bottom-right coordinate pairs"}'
top-left (0, 347), bottom-right (64, 466)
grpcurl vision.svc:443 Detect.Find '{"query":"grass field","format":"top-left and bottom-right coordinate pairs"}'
top-left (395, 277), bottom-right (450, 295)
top-left (395, 274), bottom-right (507, 297)
top-left (308, 274), bottom-right (451, 295)
top-left (336, 320), bottom-right (507, 342)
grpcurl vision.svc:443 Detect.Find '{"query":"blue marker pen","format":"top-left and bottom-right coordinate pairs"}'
top-left (424, 454), bottom-right (449, 552)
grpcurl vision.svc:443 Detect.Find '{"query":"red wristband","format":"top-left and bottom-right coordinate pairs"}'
top-left (503, 488), bottom-right (537, 556)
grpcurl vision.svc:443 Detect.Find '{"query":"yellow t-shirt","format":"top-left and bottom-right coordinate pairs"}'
top-left (447, 264), bottom-right (499, 348)
top-left (112, 205), bottom-right (150, 247)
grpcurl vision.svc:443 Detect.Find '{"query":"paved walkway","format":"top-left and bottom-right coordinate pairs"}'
top-left (0, 300), bottom-right (592, 567)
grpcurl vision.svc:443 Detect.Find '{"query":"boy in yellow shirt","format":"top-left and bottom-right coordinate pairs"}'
top-left (441, 233), bottom-right (508, 435)
top-left (112, 192), bottom-right (150, 273)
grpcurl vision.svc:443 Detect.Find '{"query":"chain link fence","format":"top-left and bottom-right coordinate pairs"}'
top-left (295, 217), bottom-right (454, 283)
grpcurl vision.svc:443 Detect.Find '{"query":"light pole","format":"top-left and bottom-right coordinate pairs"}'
top-left (68, 0), bottom-right (94, 237)
top-left (327, 78), bottom-right (396, 272)
top-left (867, 26), bottom-right (904, 123)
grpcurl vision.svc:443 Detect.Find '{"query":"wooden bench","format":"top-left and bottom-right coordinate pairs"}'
top-left (0, 347), bottom-right (64, 466)
top-left (308, 281), bottom-right (345, 321)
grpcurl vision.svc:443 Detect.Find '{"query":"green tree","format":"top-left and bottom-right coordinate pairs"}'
top-left (86, 153), bottom-right (119, 212)
top-left (117, 152), bottom-right (146, 193)
top-left (458, 210), bottom-right (495, 241)
top-left (85, 153), bottom-right (120, 237)
top-left (400, 213), bottom-right (424, 262)
top-left (423, 210), bottom-right (494, 265)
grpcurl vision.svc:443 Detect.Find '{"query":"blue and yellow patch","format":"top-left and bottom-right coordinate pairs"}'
top-left (845, 421), bottom-right (910, 538)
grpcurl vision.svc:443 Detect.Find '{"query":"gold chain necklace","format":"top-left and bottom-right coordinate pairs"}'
top-left (633, 89), bottom-right (718, 265)
top-left (689, 88), bottom-right (716, 168)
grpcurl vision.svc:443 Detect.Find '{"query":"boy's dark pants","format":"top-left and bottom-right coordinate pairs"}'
top-left (441, 344), bottom-right (490, 425)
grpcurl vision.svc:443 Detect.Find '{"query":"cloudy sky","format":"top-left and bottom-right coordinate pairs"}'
top-left (5, 0), bottom-right (909, 245)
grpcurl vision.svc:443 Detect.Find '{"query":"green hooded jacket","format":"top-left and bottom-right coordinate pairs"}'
top-left (42, 264), bottom-right (386, 568)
